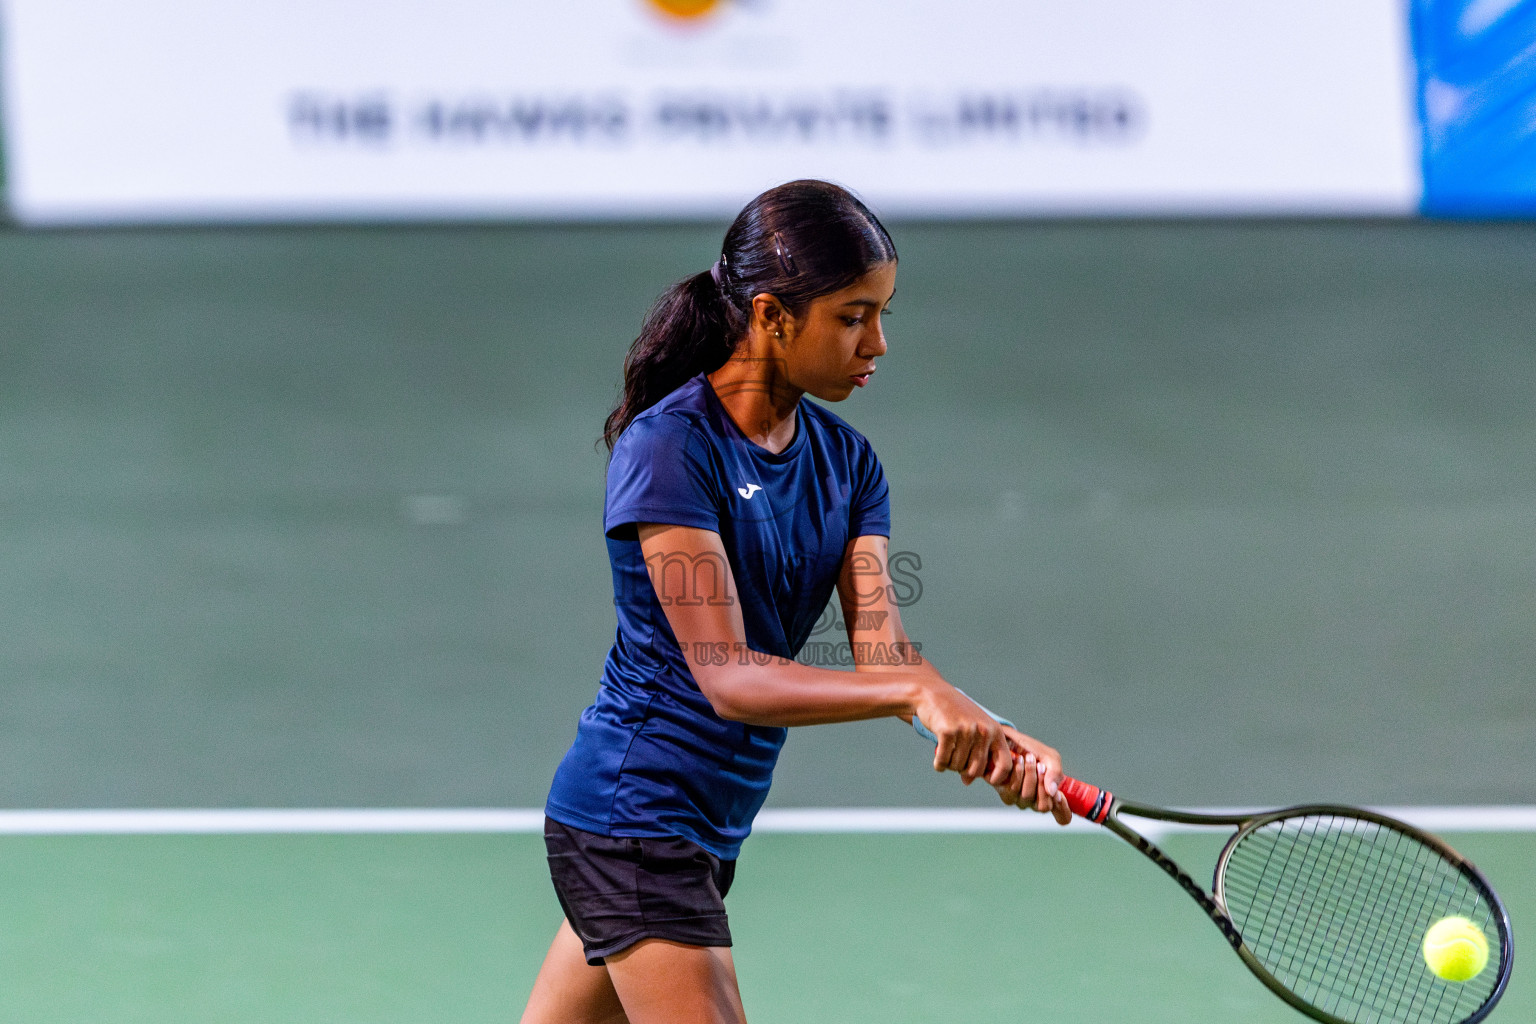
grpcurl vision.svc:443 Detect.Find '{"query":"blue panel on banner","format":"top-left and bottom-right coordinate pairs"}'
top-left (1414, 0), bottom-right (1536, 215)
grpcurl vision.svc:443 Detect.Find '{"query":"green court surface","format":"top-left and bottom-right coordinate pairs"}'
top-left (0, 831), bottom-right (1527, 1023)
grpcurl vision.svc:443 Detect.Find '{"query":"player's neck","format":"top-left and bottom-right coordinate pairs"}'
top-left (707, 344), bottom-right (802, 455)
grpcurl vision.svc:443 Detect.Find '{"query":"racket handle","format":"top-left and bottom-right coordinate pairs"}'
top-left (1059, 777), bottom-right (1113, 823)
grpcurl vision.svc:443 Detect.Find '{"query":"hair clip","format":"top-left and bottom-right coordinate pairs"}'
top-left (772, 233), bottom-right (798, 276)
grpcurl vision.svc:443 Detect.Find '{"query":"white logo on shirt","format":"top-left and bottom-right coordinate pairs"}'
top-left (737, 483), bottom-right (763, 499)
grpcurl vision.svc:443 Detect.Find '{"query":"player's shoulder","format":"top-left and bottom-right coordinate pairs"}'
top-left (615, 377), bottom-right (714, 451)
top-left (801, 398), bottom-right (879, 455)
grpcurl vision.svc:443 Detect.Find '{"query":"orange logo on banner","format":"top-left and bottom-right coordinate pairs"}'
top-left (644, 0), bottom-right (724, 20)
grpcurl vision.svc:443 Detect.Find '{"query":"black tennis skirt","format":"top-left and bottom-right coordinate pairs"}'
top-left (544, 816), bottom-right (737, 965)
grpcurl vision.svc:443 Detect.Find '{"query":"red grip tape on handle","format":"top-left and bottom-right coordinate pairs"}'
top-left (1059, 777), bottom-right (1112, 823)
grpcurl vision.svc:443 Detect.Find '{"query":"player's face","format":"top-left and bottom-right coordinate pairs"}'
top-left (784, 261), bottom-right (895, 402)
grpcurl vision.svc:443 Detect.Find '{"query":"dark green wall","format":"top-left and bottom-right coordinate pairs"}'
top-left (1, 221), bottom-right (1532, 809)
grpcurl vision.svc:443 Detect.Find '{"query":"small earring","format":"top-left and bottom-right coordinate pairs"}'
top-left (775, 330), bottom-right (783, 339)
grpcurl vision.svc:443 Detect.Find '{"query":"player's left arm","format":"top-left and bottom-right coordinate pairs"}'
top-left (837, 534), bottom-right (1069, 820)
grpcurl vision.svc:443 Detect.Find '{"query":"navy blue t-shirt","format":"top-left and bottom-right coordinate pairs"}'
top-left (545, 374), bottom-right (890, 859)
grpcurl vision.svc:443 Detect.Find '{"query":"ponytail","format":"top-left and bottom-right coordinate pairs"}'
top-left (603, 179), bottom-right (896, 451)
top-left (602, 269), bottom-right (743, 450)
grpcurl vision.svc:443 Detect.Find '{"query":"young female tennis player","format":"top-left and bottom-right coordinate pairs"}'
top-left (521, 180), bottom-right (1072, 1024)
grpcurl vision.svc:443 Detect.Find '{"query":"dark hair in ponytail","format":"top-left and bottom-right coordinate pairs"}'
top-left (603, 179), bottom-right (897, 450)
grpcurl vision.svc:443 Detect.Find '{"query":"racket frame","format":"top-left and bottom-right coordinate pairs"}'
top-left (907, 717), bottom-right (1512, 1023)
top-left (1091, 790), bottom-right (1515, 1024)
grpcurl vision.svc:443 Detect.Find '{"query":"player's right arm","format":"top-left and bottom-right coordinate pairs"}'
top-left (637, 521), bottom-right (1013, 786)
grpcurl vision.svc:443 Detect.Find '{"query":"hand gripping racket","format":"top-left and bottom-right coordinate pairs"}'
top-left (912, 718), bottom-right (1513, 1024)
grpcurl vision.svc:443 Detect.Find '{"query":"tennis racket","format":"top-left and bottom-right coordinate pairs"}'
top-left (911, 717), bottom-right (1513, 1024)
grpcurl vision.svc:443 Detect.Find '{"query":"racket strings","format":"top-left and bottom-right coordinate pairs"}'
top-left (1254, 817), bottom-right (1404, 1012)
top-left (1328, 828), bottom-right (1464, 1021)
top-left (1228, 821), bottom-right (1438, 1022)
top-left (1235, 820), bottom-right (1482, 1024)
top-left (1287, 823), bottom-right (1436, 1014)
top-left (1248, 813), bottom-right (1354, 983)
top-left (1220, 814), bottom-right (1501, 1024)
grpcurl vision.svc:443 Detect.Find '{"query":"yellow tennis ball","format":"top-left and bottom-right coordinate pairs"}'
top-left (1422, 916), bottom-right (1489, 982)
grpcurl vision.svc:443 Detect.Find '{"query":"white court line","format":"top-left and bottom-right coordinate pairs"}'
top-left (761, 806), bottom-right (1536, 839)
top-left (0, 807), bottom-right (1532, 836)
top-left (0, 809), bottom-right (546, 835)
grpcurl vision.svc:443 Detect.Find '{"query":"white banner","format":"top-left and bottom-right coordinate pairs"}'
top-left (1, 0), bottom-right (1421, 223)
